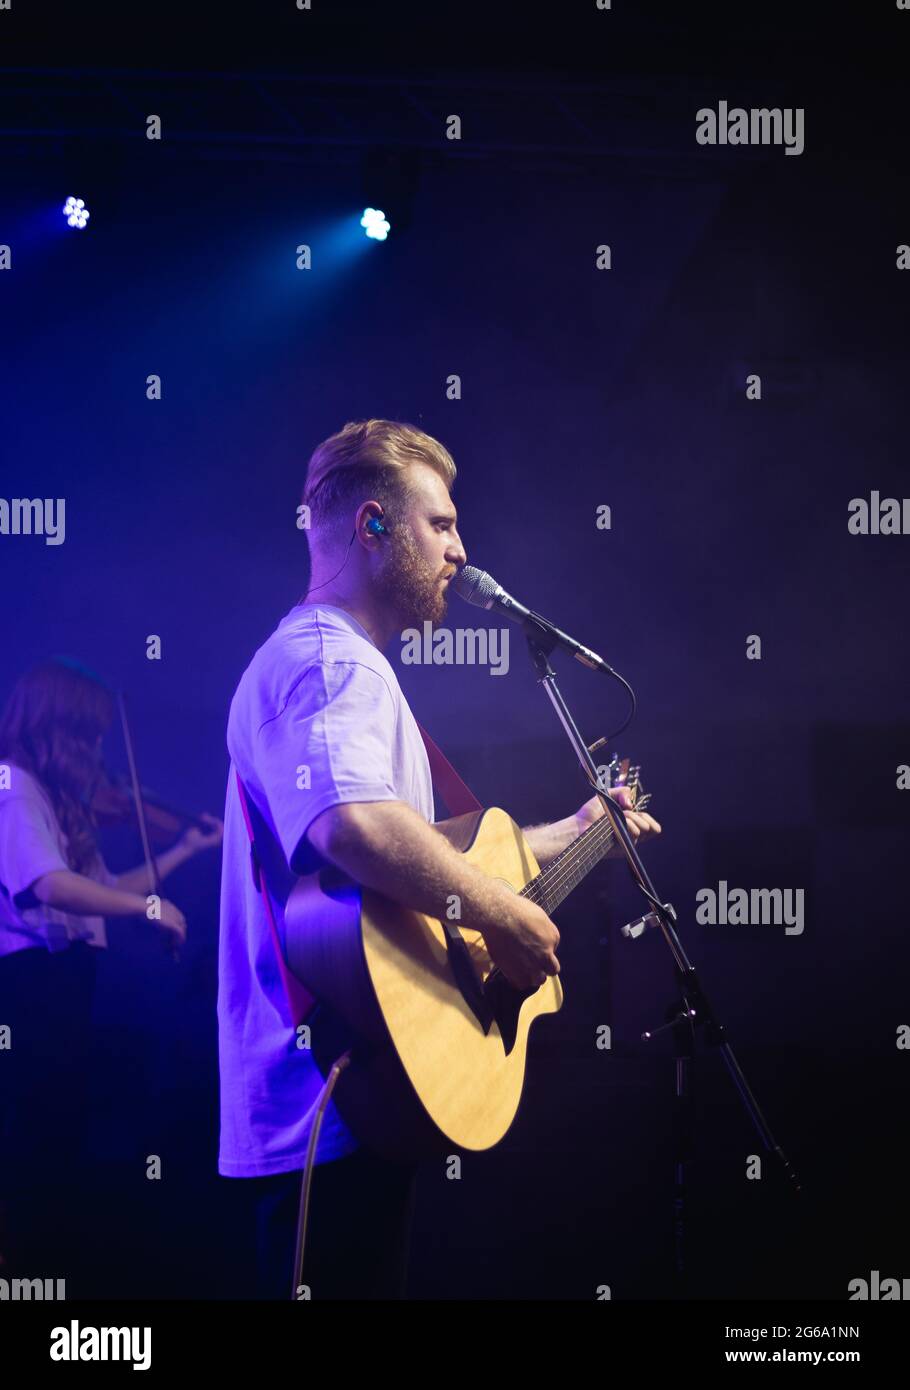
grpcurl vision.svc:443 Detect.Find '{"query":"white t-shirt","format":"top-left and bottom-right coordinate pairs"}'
top-left (0, 763), bottom-right (115, 957)
top-left (217, 603), bottom-right (435, 1178)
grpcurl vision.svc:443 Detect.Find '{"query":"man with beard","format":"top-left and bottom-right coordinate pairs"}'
top-left (217, 419), bottom-right (659, 1300)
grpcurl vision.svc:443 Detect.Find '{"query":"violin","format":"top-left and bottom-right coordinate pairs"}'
top-left (94, 691), bottom-right (222, 962)
top-left (91, 769), bottom-right (214, 848)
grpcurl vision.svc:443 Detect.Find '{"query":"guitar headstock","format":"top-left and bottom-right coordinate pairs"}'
top-left (595, 754), bottom-right (649, 811)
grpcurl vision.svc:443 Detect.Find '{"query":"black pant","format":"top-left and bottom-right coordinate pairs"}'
top-left (248, 1146), bottom-right (419, 1300)
top-left (0, 941), bottom-right (99, 1275)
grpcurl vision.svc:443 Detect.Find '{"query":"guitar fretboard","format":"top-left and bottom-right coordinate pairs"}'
top-left (519, 792), bottom-right (651, 916)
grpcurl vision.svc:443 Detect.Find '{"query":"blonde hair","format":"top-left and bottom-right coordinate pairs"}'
top-left (303, 419), bottom-right (456, 534)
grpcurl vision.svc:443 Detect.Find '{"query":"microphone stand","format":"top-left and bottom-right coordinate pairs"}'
top-left (522, 621), bottom-right (801, 1295)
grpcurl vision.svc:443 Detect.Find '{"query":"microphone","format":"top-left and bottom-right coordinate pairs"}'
top-left (450, 564), bottom-right (616, 674)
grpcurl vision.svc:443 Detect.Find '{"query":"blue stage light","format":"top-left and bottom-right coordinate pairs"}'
top-left (63, 196), bottom-right (90, 229)
top-left (360, 207), bottom-right (390, 241)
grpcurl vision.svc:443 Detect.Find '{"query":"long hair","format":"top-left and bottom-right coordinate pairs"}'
top-left (0, 658), bottom-right (115, 873)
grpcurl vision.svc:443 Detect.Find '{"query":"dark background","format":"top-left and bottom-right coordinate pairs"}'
top-left (1, 0), bottom-right (907, 1299)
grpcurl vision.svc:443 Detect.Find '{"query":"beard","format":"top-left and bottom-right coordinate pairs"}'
top-left (374, 527), bottom-right (451, 629)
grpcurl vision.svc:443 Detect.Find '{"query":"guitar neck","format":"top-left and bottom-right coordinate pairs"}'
top-left (519, 791), bottom-right (650, 916)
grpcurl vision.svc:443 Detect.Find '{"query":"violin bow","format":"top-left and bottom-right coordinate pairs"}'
top-left (117, 691), bottom-right (178, 960)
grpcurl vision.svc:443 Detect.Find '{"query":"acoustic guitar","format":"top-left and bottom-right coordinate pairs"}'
top-left (284, 757), bottom-right (648, 1162)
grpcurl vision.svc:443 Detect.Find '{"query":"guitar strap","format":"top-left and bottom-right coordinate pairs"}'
top-left (415, 720), bottom-right (483, 816)
top-left (234, 723), bottom-right (482, 1029)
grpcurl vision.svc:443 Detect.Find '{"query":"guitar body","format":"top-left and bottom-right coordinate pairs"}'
top-left (284, 807), bottom-right (564, 1161)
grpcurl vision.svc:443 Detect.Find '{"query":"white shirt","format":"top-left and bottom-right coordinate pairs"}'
top-left (0, 763), bottom-right (115, 957)
top-left (217, 604), bottom-right (435, 1177)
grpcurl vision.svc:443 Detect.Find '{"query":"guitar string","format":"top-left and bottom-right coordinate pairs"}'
top-left (521, 822), bottom-right (612, 907)
top-left (529, 809), bottom-right (617, 902)
top-left (519, 792), bottom-right (652, 911)
top-left (472, 793), bottom-right (651, 971)
top-left (528, 793), bottom-right (642, 901)
top-left (467, 788), bottom-right (650, 973)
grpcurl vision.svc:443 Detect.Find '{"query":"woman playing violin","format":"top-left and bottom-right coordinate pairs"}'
top-left (0, 656), bottom-right (222, 1279)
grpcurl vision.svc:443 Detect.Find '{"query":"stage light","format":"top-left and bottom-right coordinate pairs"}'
top-left (360, 207), bottom-right (390, 241)
top-left (63, 196), bottom-right (90, 229)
